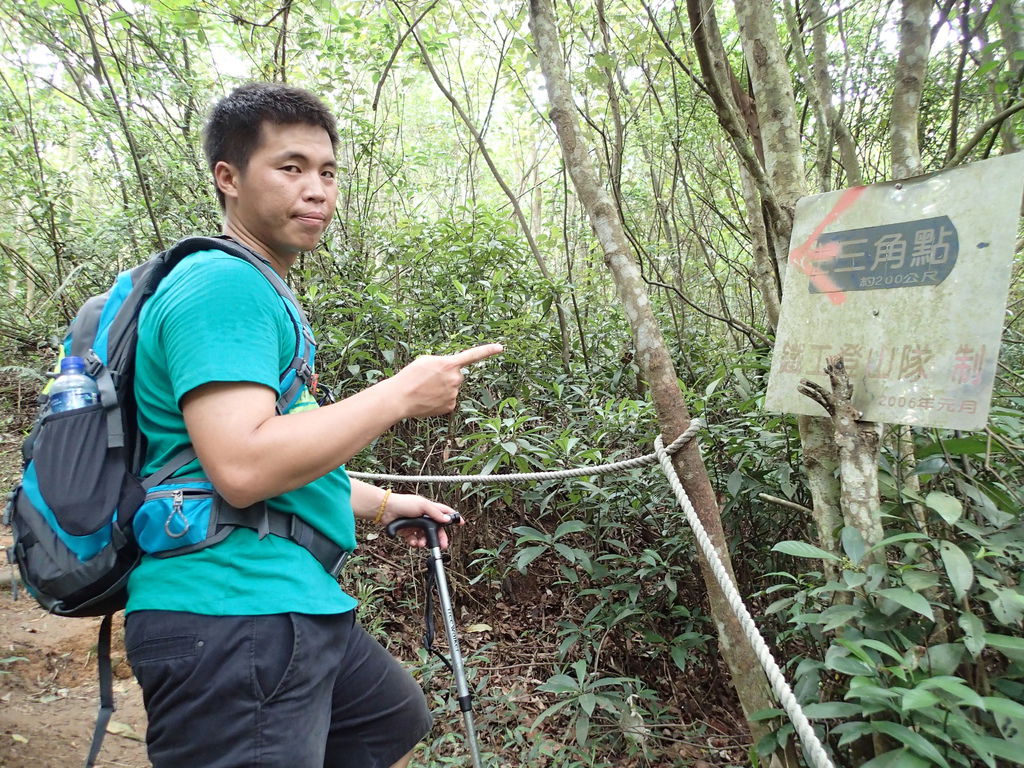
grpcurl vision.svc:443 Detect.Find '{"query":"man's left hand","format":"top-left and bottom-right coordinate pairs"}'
top-left (382, 493), bottom-right (463, 549)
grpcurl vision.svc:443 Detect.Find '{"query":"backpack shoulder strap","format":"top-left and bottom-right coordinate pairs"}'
top-left (63, 258), bottom-right (164, 450)
top-left (168, 236), bottom-right (315, 414)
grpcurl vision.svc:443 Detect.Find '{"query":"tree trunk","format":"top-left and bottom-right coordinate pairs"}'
top-left (797, 415), bottom-right (844, 571)
top-left (529, 0), bottom-right (781, 748)
top-left (996, 0), bottom-right (1024, 153)
top-left (891, 0), bottom-right (932, 179)
top-left (724, 0), bottom-right (850, 572)
top-left (799, 357), bottom-right (885, 549)
top-left (733, 0), bottom-right (805, 212)
top-left (737, 163), bottom-right (781, 329)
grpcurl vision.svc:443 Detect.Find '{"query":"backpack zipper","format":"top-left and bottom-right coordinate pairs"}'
top-left (164, 488), bottom-right (191, 539)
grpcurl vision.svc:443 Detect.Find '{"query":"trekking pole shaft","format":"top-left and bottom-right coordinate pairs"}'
top-left (429, 546), bottom-right (483, 768)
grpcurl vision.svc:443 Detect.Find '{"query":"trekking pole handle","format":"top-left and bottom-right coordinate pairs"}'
top-left (385, 512), bottom-right (463, 549)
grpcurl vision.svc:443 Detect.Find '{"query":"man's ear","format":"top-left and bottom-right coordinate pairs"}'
top-left (213, 160), bottom-right (242, 202)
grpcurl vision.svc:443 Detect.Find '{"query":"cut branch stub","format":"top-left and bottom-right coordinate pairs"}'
top-left (798, 354), bottom-right (885, 549)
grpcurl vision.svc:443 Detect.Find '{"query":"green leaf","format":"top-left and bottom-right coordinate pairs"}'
top-left (833, 719), bottom-right (875, 747)
top-left (861, 748), bottom-right (930, 768)
top-left (841, 526), bottom-right (867, 565)
top-left (843, 569), bottom-right (868, 588)
top-left (747, 707), bottom-right (785, 722)
top-left (836, 637), bottom-right (876, 665)
top-left (901, 687), bottom-right (940, 711)
top-left (802, 701), bottom-right (862, 719)
top-left (958, 613), bottom-right (986, 658)
top-left (987, 586), bottom-right (1024, 626)
top-left (514, 545), bottom-right (547, 573)
top-left (826, 653), bottom-right (875, 677)
top-left (938, 541), bottom-right (974, 600)
top-left (846, 679), bottom-right (900, 702)
top-left (902, 568), bottom-right (940, 593)
top-left (870, 721), bottom-right (951, 768)
top-left (670, 645), bottom-right (688, 673)
top-left (552, 543), bottom-right (578, 563)
top-left (772, 540), bottom-right (841, 561)
top-left (985, 634), bottom-right (1024, 664)
top-left (854, 638), bottom-right (905, 663)
top-left (918, 437), bottom-right (989, 458)
top-left (919, 676), bottom-right (985, 708)
top-left (512, 526), bottom-right (548, 543)
top-left (865, 532), bottom-right (929, 554)
top-left (579, 692), bottom-right (596, 716)
top-left (982, 696), bottom-right (1024, 721)
top-left (878, 587), bottom-right (934, 621)
top-left (575, 712), bottom-right (590, 745)
top-left (923, 645), bottom-right (965, 676)
top-left (584, 66), bottom-right (606, 87)
top-left (538, 674), bottom-right (578, 694)
top-left (822, 605), bottom-right (863, 631)
top-left (967, 732), bottom-right (1024, 765)
top-left (977, 59), bottom-right (1002, 77)
top-left (530, 698), bottom-right (571, 729)
top-left (554, 520), bottom-right (588, 539)
top-left (926, 491), bottom-right (962, 525)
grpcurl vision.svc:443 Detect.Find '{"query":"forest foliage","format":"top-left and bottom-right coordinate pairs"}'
top-left (1, 0), bottom-right (1023, 766)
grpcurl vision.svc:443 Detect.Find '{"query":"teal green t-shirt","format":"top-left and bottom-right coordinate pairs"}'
top-left (126, 249), bottom-right (357, 615)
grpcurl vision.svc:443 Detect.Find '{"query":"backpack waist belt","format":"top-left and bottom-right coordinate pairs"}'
top-left (151, 498), bottom-right (351, 578)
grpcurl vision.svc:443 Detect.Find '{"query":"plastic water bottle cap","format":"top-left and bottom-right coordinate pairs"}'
top-left (60, 355), bottom-right (87, 374)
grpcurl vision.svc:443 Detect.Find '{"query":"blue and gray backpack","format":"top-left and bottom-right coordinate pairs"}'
top-left (4, 235), bottom-right (349, 767)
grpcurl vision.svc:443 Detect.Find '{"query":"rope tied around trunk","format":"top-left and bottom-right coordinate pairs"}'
top-left (351, 418), bottom-right (835, 768)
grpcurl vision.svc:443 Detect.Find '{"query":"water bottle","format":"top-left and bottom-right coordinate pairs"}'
top-left (48, 355), bottom-right (100, 413)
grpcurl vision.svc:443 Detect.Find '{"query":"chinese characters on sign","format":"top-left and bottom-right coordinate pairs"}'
top-left (765, 153), bottom-right (1024, 431)
top-left (800, 216), bottom-right (959, 294)
top-left (776, 340), bottom-right (987, 416)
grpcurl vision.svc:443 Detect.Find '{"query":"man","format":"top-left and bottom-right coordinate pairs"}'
top-left (125, 82), bottom-right (502, 767)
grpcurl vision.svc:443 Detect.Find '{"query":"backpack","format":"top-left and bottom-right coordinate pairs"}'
top-left (3, 235), bottom-right (350, 767)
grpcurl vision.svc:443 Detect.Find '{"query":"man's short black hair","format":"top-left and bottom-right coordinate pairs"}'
top-left (203, 82), bottom-right (339, 209)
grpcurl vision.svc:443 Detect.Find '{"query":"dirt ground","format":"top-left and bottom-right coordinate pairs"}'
top-left (0, 534), bottom-right (149, 768)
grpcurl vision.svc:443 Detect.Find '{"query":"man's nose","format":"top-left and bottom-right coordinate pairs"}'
top-left (302, 172), bottom-right (328, 201)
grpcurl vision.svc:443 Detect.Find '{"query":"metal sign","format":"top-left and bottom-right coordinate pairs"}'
top-left (765, 153), bottom-right (1024, 430)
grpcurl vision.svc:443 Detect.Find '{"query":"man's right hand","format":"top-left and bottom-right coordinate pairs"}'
top-left (391, 343), bottom-right (503, 418)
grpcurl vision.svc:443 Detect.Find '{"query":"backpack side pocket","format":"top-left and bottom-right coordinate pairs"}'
top-left (31, 405), bottom-right (126, 536)
top-left (134, 481), bottom-right (216, 554)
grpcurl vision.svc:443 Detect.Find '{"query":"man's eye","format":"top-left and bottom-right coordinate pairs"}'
top-left (322, 170), bottom-right (335, 179)
top-left (281, 165), bottom-right (300, 172)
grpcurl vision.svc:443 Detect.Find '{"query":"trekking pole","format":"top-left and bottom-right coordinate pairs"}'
top-left (386, 513), bottom-right (483, 768)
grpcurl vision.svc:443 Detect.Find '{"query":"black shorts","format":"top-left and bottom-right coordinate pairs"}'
top-left (125, 610), bottom-right (432, 768)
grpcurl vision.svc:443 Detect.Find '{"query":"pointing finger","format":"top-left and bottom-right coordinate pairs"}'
top-left (447, 343), bottom-right (504, 367)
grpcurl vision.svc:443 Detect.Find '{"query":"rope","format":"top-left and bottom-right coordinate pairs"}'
top-left (348, 419), bottom-right (705, 484)
top-left (356, 419), bottom-right (835, 768)
top-left (652, 436), bottom-right (835, 768)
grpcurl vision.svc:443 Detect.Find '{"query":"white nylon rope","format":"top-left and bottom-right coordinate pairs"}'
top-left (652, 435), bottom-right (835, 768)
top-left (352, 421), bottom-right (835, 768)
top-left (348, 419), bottom-right (705, 484)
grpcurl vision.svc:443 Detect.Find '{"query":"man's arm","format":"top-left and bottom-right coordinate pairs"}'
top-left (350, 478), bottom-right (458, 548)
top-left (181, 344), bottom-right (502, 508)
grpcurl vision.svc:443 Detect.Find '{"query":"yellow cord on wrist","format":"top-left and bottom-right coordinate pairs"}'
top-left (373, 489), bottom-right (392, 525)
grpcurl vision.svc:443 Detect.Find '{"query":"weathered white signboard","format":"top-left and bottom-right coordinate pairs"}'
top-left (765, 153), bottom-right (1024, 431)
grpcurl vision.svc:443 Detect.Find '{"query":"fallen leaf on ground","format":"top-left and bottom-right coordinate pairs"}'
top-left (107, 720), bottom-right (144, 741)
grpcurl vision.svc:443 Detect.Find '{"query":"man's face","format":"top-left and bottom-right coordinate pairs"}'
top-left (217, 121), bottom-right (337, 270)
